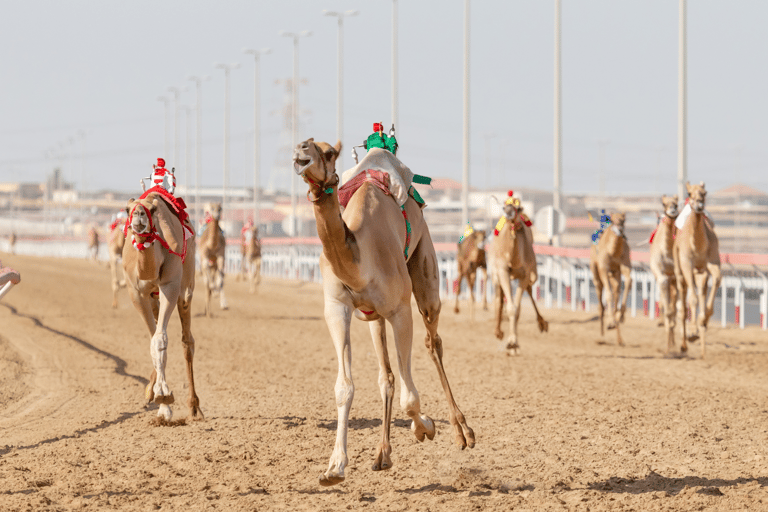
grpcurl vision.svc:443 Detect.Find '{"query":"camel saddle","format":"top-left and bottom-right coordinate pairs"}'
top-left (339, 148), bottom-right (429, 209)
top-left (139, 186), bottom-right (195, 241)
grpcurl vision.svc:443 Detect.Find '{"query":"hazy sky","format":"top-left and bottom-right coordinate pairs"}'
top-left (1, 0), bottom-right (767, 198)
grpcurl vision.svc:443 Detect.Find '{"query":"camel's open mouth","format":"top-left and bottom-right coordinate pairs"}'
top-left (293, 154), bottom-right (312, 175)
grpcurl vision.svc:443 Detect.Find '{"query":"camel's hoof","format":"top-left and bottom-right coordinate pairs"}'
top-left (372, 451), bottom-right (392, 472)
top-left (412, 415), bottom-right (436, 442)
top-left (153, 392), bottom-right (175, 405)
top-left (688, 333), bottom-right (700, 342)
top-left (681, 345), bottom-right (688, 353)
top-left (495, 330), bottom-right (504, 340)
top-left (538, 320), bottom-right (549, 333)
top-left (607, 323), bottom-right (617, 330)
top-left (190, 407), bottom-right (205, 421)
top-left (505, 342), bottom-right (520, 356)
top-left (453, 306), bottom-right (459, 314)
top-left (319, 473), bottom-right (345, 487)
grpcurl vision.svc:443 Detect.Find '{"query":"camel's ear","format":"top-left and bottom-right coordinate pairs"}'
top-left (686, 182), bottom-right (693, 194)
top-left (699, 180), bottom-right (705, 187)
top-left (661, 194), bottom-right (667, 203)
top-left (334, 140), bottom-right (342, 155)
top-left (673, 195), bottom-right (678, 202)
top-left (153, 200), bottom-right (184, 255)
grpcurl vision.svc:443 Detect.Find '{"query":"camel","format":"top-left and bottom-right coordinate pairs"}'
top-left (649, 195), bottom-right (680, 353)
top-left (589, 212), bottom-right (632, 346)
top-left (87, 226), bottom-right (100, 261)
top-left (242, 225), bottom-right (261, 294)
top-left (453, 228), bottom-right (488, 321)
top-left (293, 139), bottom-right (474, 486)
top-left (122, 193), bottom-right (202, 421)
top-left (8, 232), bottom-right (17, 255)
top-left (108, 210), bottom-right (129, 308)
top-left (198, 203), bottom-right (228, 316)
top-left (673, 182), bottom-right (721, 357)
top-left (489, 200), bottom-right (548, 355)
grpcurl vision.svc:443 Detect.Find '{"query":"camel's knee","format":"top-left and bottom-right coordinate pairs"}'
top-left (335, 377), bottom-right (354, 408)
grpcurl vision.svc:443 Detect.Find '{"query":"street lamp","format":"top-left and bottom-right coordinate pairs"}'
top-left (280, 29), bottom-right (312, 237)
top-left (187, 74), bottom-right (210, 226)
top-left (243, 47), bottom-right (272, 228)
top-left (391, 0), bottom-right (398, 135)
top-left (323, 9), bottom-right (358, 172)
top-left (167, 86), bottom-right (182, 166)
top-left (214, 62), bottom-right (240, 213)
top-left (157, 95), bottom-right (171, 157)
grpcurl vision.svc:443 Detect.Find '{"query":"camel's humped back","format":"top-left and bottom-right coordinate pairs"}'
top-left (341, 148), bottom-right (415, 207)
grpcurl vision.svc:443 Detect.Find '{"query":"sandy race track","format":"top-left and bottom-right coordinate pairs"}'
top-left (1, 253), bottom-right (768, 511)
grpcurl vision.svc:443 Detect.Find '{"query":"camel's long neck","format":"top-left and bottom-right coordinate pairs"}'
top-left (605, 228), bottom-right (625, 258)
top-left (689, 211), bottom-right (709, 254)
top-left (313, 191), bottom-right (360, 286)
top-left (658, 216), bottom-right (676, 253)
top-left (210, 218), bottom-right (221, 250)
top-left (134, 234), bottom-right (159, 281)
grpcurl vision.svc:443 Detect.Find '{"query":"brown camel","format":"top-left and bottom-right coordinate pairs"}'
top-left (673, 182), bottom-right (721, 357)
top-left (198, 203), bottom-right (228, 316)
top-left (122, 193), bottom-right (202, 421)
top-left (489, 201), bottom-right (548, 355)
top-left (108, 210), bottom-right (129, 308)
top-left (293, 140), bottom-right (474, 486)
top-left (87, 226), bottom-right (100, 261)
top-left (242, 225), bottom-right (261, 294)
top-left (453, 228), bottom-right (488, 321)
top-left (649, 195), bottom-right (680, 353)
top-left (590, 212), bottom-right (632, 346)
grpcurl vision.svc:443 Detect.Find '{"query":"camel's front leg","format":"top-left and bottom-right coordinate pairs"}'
top-left (389, 305), bottom-right (435, 444)
top-left (508, 278), bottom-right (526, 355)
top-left (369, 318), bottom-right (394, 472)
top-left (658, 275), bottom-right (676, 353)
top-left (497, 268), bottom-right (518, 353)
top-left (607, 270), bottom-right (624, 346)
top-left (201, 259), bottom-right (213, 317)
top-left (493, 280), bottom-right (505, 340)
top-left (526, 285), bottom-right (549, 333)
top-left (178, 287), bottom-right (203, 420)
top-left (320, 296), bottom-right (354, 487)
top-left (704, 263), bottom-right (721, 328)
top-left (151, 281), bottom-right (180, 420)
top-left (216, 255), bottom-right (228, 310)
top-left (591, 264), bottom-right (606, 336)
top-left (680, 263), bottom-right (699, 341)
top-left (694, 270), bottom-right (710, 358)
top-left (453, 272), bottom-right (463, 314)
top-left (467, 270), bottom-right (477, 323)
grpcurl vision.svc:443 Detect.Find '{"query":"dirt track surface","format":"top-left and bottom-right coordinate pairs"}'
top-left (1, 253), bottom-right (768, 511)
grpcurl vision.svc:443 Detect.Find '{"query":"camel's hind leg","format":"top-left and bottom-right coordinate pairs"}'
top-left (369, 317), bottom-right (394, 472)
top-left (526, 285), bottom-right (549, 333)
top-left (467, 269), bottom-right (477, 323)
top-left (591, 263), bottom-right (606, 337)
top-left (178, 287), bottom-right (203, 419)
top-left (407, 238), bottom-right (475, 450)
top-left (453, 272), bottom-right (463, 314)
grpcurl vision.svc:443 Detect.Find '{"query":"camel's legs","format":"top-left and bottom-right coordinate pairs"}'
top-left (591, 262), bottom-right (606, 336)
top-left (201, 259), bottom-right (213, 317)
top-left (453, 272), bottom-right (464, 314)
top-left (249, 256), bottom-right (262, 294)
top-left (493, 279), bottom-right (505, 340)
top-left (508, 278), bottom-right (527, 354)
top-left (368, 318), bottom-right (394, 472)
top-left (526, 285), bottom-right (549, 333)
top-left (694, 270), bottom-right (710, 358)
top-left (217, 255), bottom-right (228, 310)
top-left (495, 266), bottom-right (517, 350)
top-left (467, 269), bottom-right (477, 323)
top-left (178, 287), bottom-right (203, 420)
top-left (607, 269), bottom-right (624, 346)
top-left (679, 262), bottom-right (698, 341)
top-left (407, 238), bottom-right (475, 450)
top-left (150, 280), bottom-right (180, 420)
top-left (658, 275), bottom-right (677, 353)
top-left (619, 262), bottom-right (632, 324)
top-left (705, 263), bottom-right (721, 327)
top-left (319, 295), bottom-right (353, 487)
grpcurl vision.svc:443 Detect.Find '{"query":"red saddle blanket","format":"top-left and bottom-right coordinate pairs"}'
top-left (337, 170), bottom-right (391, 208)
top-left (140, 186), bottom-right (190, 228)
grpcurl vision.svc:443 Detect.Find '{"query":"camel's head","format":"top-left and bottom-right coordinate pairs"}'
top-left (610, 212), bottom-right (627, 237)
top-left (126, 198), bottom-right (156, 235)
top-left (206, 203), bottom-right (222, 222)
top-left (293, 138), bottom-right (343, 186)
top-left (686, 181), bottom-right (707, 213)
top-left (661, 194), bottom-right (679, 218)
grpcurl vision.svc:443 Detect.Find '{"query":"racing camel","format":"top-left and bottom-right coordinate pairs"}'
top-left (123, 193), bottom-right (202, 421)
top-left (649, 195), bottom-right (680, 353)
top-left (198, 203), bottom-right (228, 316)
top-left (453, 228), bottom-right (488, 321)
top-left (590, 212), bottom-right (632, 346)
top-left (87, 226), bottom-right (100, 261)
top-left (673, 182), bottom-right (721, 357)
top-left (293, 139), bottom-right (475, 486)
top-left (242, 224), bottom-right (261, 294)
top-left (108, 210), bottom-right (129, 308)
top-left (489, 197), bottom-right (548, 355)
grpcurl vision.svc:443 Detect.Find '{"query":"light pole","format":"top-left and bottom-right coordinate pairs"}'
top-left (187, 75), bottom-right (210, 225)
top-left (391, 0), bottom-right (398, 134)
top-left (323, 9), bottom-right (358, 172)
top-left (179, 105), bottom-right (192, 196)
top-left (167, 86), bottom-right (182, 166)
top-left (461, 0), bottom-right (470, 227)
top-left (243, 47), bottom-right (272, 228)
top-left (553, 0), bottom-right (563, 247)
top-left (677, 0), bottom-right (687, 203)
top-left (280, 30), bottom-right (312, 237)
top-left (215, 62), bottom-right (240, 214)
top-left (157, 95), bottom-right (171, 157)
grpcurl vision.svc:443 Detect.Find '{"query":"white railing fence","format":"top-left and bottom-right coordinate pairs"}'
top-left (3, 237), bottom-right (766, 330)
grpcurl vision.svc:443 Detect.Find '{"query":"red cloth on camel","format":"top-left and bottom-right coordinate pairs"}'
top-left (337, 170), bottom-right (391, 208)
